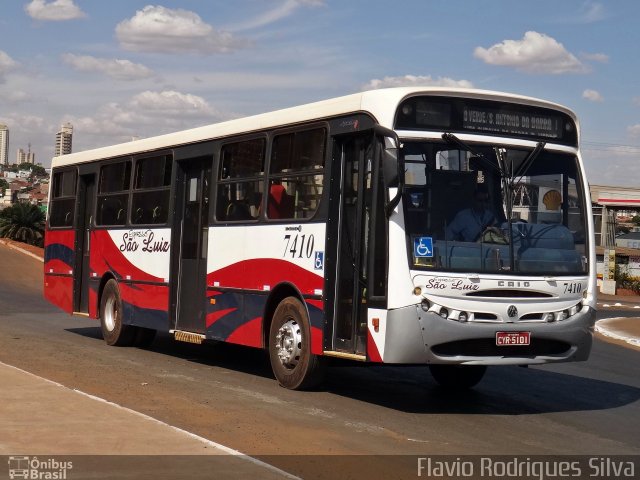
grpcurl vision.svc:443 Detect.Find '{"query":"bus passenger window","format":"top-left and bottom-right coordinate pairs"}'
top-left (96, 160), bottom-right (131, 226)
top-left (49, 169), bottom-right (77, 228)
top-left (216, 138), bottom-right (265, 222)
top-left (131, 155), bottom-right (172, 225)
top-left (267, 127), bottom-right (326, 220)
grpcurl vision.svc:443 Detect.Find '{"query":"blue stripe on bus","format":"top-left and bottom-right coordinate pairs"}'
top-left (45, 243), bottom-right (74, 266)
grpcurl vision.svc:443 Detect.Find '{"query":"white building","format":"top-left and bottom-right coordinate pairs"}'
top-left (0, 124), bottom-right (8, 166)
top-left (16, 148), bottom-right (35, 165)
top-left (55, 123), bottom-right (73, 156)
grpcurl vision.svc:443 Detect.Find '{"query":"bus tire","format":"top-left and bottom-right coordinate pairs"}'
top-left (133, 327), bottom-right (156, 349)
top-left (99, 279), bottom-right (135, 347)
top-left (269, 297), bottom-right (326, 390)
top-left (429, 364), bottom-right (487, 390)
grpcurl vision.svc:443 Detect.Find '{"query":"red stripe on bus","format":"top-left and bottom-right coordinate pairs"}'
top-left (367, 330), bottom-right (383, 363)
top-left (208, 258), bottom-right (323, 294)
top-left (225, 317), bottom-right (262, 348)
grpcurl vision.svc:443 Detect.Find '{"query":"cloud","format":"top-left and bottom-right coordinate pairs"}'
top-left (0, 90), bottom-right (30, 103)
top-left (577, 1), bottom-right (607, 23)
top-left (115, 5), bottom-right (249, 54)
top-left (129, 90), bottom-right (216, 116)
top-left (62, 53), bottom-right (154, 80)
top-left (227, 0), bottom-right (325, 31)
top-left (362, 74), bottom-right (474, 90)
top-left (628, 124), bottom-right (640, 138)
top-left (633, 97), bottom-right (640, 107)
top-left (583, 89), bottom-right (603, 102)
top-left (581, 52), bottom-right (608, 63)
top-left (65, 90), bottom-right (220, 145)
top-left (24, 0), bottom-right (86, 21)
top-left (474, 31), bottom-right (587, 74)
top-left (0, 50), bottom-right (18, 83)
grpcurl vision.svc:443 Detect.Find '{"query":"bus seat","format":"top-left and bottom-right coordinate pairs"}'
top-left (227, 201), bottom-right (252, 221)
top-left (268, 184), bottom-right (294, 219)
top-left (152, 206), bottom-right (162, 222)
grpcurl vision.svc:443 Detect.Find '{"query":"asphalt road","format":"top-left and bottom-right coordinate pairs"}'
top-left (1, 244), bottom-right (639, 479)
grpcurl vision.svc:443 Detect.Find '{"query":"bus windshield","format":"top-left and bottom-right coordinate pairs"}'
top-left (403, 141), bottom-right (588, 275)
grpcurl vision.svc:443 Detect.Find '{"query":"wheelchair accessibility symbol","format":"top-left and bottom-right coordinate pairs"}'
top-left (414, 237), bottom-right (433, 258)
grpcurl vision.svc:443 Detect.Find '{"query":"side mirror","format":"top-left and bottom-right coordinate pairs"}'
top-left (372, 126), bottom-right (404, 217)
top-left (382, 136), bottom-right (399, 189)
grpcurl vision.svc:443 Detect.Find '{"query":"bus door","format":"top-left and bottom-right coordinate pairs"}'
top-left (171, 157), bottom-right (212, 334)
top-left (330, 134), bottom-right (374, 354)
top-left (74, 173), bottom-right (95, 314)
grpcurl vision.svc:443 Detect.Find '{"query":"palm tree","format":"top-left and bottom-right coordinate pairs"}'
top-left (0, 202), bottom-right (46, 247)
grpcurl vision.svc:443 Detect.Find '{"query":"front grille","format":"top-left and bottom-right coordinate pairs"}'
top-left (431, 338), bottom-right (570, 357)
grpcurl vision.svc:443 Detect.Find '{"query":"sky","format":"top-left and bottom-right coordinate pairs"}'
top-left (1, 0), bottom-right (640, 187)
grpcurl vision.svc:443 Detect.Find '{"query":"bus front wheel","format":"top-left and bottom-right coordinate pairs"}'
top-left (429, 364), bottom-right (487, 390)
top-left (100, 279), bottom-right (135, 346)
top-left (268, 297), bottom-right (326, 390)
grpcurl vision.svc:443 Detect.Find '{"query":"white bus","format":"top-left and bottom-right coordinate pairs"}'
top-left (44, 87), bottom-right (596, 389)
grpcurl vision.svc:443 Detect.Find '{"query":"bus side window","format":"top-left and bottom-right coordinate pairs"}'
top-left (267, 127), bottom-right (325, 220)
top-left (96, 160), bottom-right (131, 226)
top-left (131, 155), bottom-right (171, 225)
top-left (49, 169), bottom-right (77, 228)
top-left (216, 138), bottom-right (265, 222)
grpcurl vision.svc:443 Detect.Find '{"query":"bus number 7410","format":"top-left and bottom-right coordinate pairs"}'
top-left (283, 234), bottom-right (315, 259)
top-left (563, 282), bottom-right (582, 294)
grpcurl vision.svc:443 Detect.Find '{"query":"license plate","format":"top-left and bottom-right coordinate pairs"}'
top-left (496, 331), bottom-right (531, 346)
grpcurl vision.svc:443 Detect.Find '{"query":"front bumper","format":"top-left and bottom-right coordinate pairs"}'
top-left (382, 305), bottom-right (596, 365)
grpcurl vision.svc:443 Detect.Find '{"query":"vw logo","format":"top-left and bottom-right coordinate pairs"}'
top-left (507, 305), bottom-right (518, 318)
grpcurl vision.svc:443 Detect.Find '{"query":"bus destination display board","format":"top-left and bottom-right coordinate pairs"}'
top-left (462, 106), bottom-right (564, 139)
top-left (395, 96), bottom-right (577, 146)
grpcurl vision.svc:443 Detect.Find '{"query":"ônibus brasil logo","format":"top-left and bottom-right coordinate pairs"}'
top-left (7, 456), bottom-right (73, 479)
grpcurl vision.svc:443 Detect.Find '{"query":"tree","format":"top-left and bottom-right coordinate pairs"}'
top-left (0, 202), bottom-right (45, 247)
top-left (632, 215), bottom-right (640, 226)
top-left (0, 178), bottom-right (8, 194)
top-left (29, 165), bottom-right (48, 178)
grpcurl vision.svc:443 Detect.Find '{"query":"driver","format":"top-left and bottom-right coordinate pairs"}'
top-left (445, 184), bottom-right (496, 242)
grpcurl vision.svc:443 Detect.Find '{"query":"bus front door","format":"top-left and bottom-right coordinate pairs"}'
top-left (171, 158), bottom-right (211, 334)
top-left (331, 135), bottom-right (374, 355)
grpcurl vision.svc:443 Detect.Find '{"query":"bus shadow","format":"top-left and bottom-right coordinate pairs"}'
top-left (322, 363), bottom-right (640, 415)
top-left (65, 327), bottom-right (274, 380)
top-left (66, 327), bottom-right (640, 415)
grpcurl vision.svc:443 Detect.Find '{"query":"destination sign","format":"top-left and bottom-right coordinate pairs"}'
top-left (395, 96), bottom-right (577, 146)
top-left (462, 107), bottom-right (563, 139)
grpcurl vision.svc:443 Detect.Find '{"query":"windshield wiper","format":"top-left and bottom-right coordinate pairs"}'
top-left (441, 133), bottom-right (501, 175)
top-left (515, 142), bottom-right (546, 182)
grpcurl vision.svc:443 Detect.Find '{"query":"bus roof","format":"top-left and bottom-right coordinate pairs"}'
top-left (52, 87), bottom-right (577, 168)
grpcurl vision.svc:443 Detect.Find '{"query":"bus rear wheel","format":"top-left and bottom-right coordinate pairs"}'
top-left (429, 364), bottom-right (487, 390)
top-left (100, 279), bottom-right (135, 346)
top-left (269, 297), bottom-right (326, 390)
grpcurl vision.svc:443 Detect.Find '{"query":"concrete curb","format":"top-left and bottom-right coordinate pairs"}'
top-left (0, 239), bottom-right (44, 262)
top-left (595, 317), bottom-right (640, 349)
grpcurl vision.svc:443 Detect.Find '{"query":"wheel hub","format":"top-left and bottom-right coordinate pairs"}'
top-left (275, 320), bottom-right (302, 368)
top-left (104, 297), bottom-right (117, 332)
